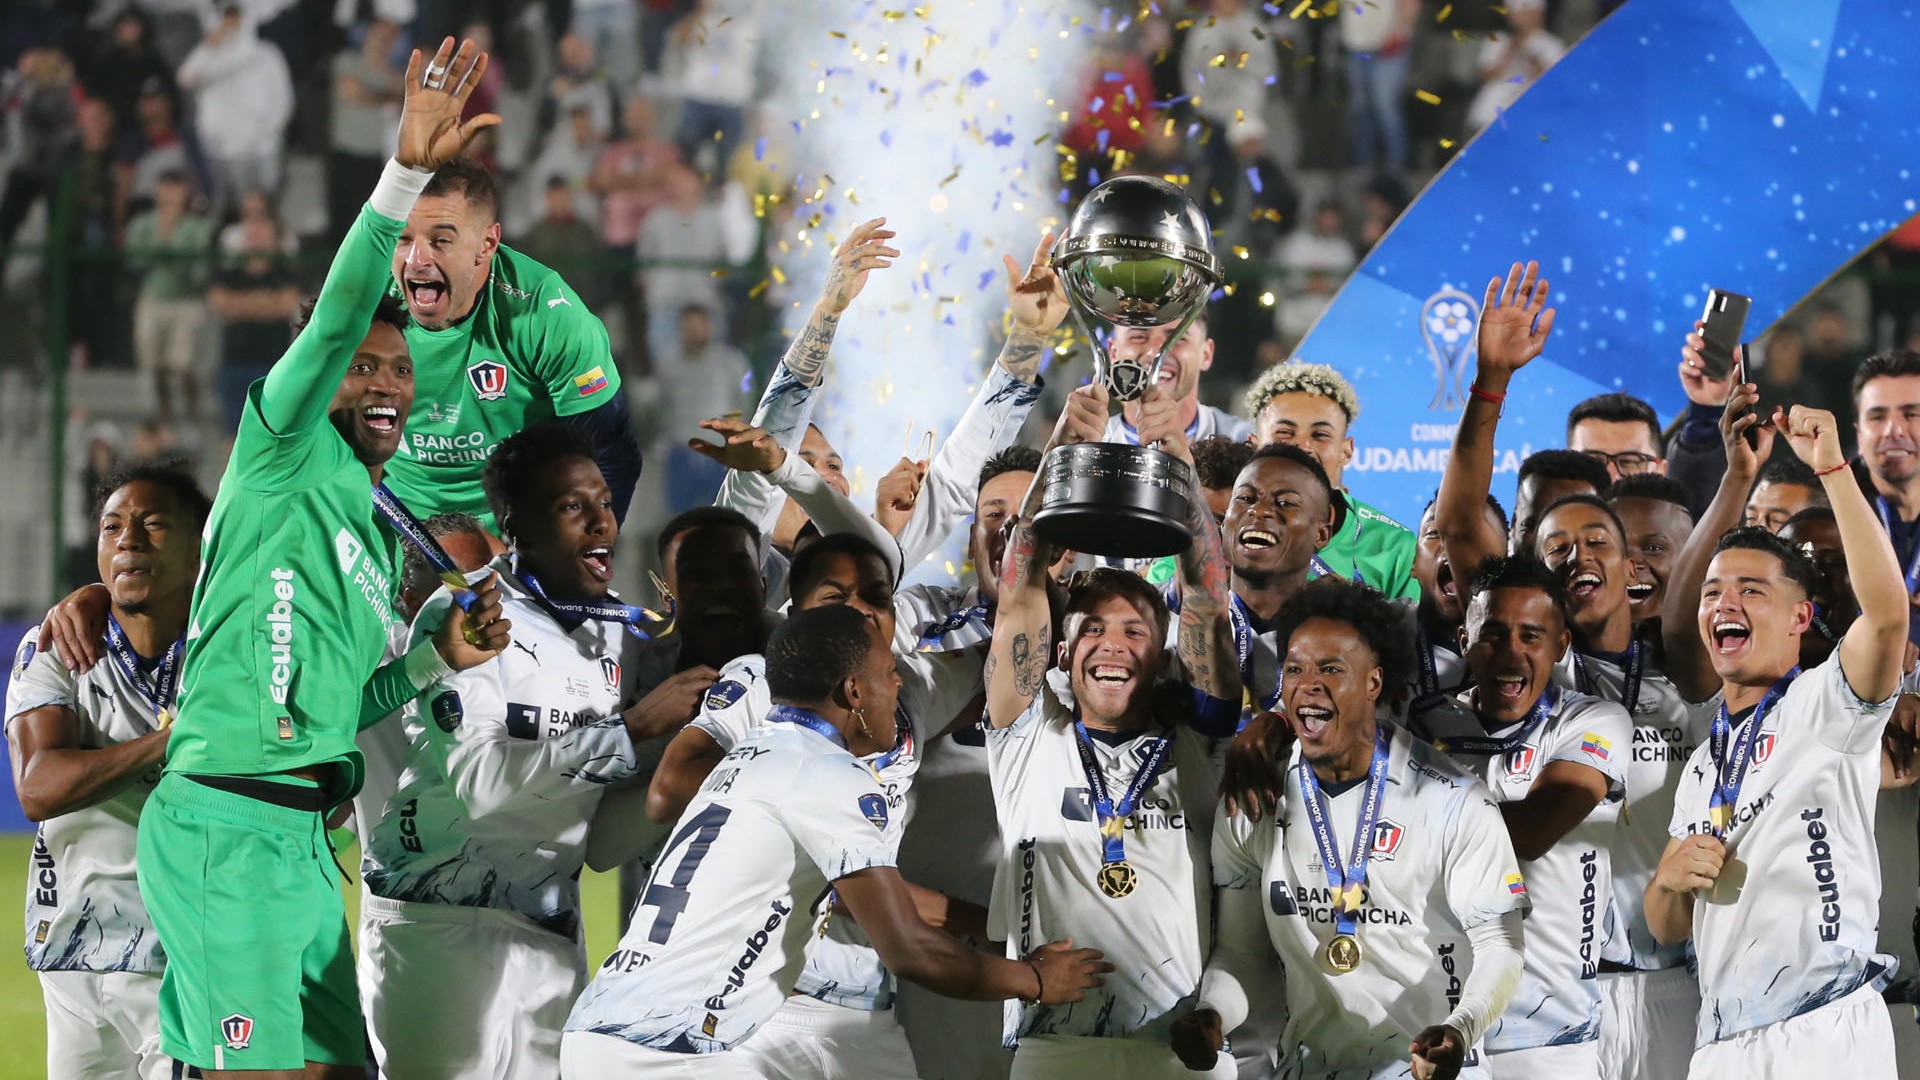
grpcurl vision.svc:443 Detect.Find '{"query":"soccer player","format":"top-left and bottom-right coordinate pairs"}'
top-left (383, 151), bottom-right (641, 524)
top-left (1438, 262), bottom-right (1710, 1080)
top-left (1191, 435), bottom-right (1257, 527)
top-left (1243, 361), bottom-right (1419, 599)
top-left (5, 466), bottom-right (209, 1080)
top-left (644, 532), bottom-right (989, 1080)
top-left (977, 376), bottom-right (1240, 1078)
top-left (1101, 310), bottom-right (1254, 445)
top-left (359, 424), bottom-right (702, 1079)
top-left (1608, 474), bottom-right (1695, 625)
top-left (561, 605), bottom-right (1112, 1076)
top-left (1647, 402), bottom-right (1908, 1077)
top-left (1743, 457), bottom-right (1828, 534)
top-left (1172, 577), bottom-right (1529, 1080)
top-left (1413, 495), bottom-right (1510, 712)
top-left (133, 41), bottom-right (512, 1077)
top-left (1413, 556), bottom-right (1632, 1078)
top-left (1566, 393), bottom-right (1667, 482)
top-left (1507, 451), bottom-right (1611, 558)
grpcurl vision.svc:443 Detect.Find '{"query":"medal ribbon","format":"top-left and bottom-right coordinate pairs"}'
top-left (1296, 723), bottom-right (1392, 939)
top-left (769, 703), bottom-right (847, 750)
top-left (512, 557), bottom-right (670, 641)
top-left (1072, 722), bottom-right (1175, 867)
top-left (104, 615), bottom-right (182, 731)
top-left (371, 482), bottom-right (479, 613)
top-left (1876, 498), bottom-right (1920, 594)
top-left (1575, 638), bottom-right (1643, 716)
top-left (1706, 667), bottom-right (1799, 838)
top-left (1435, 685), bottom-right (1559, 757)
top-left (868, 703), bottom-right (915, 773)
top-left (915, 602), bottom-right (991, 653)
top-left (1229, 594), bottom-right (1283, 713)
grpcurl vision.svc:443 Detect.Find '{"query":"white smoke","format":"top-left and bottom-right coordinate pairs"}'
top-left (752, 0), bottom-right (1098, 496)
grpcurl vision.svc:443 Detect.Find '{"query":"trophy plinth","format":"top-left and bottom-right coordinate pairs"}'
top-left (1032, 442), bottom-right (1196, 558)
top-left (1032, 175), bottom-right (1221, 560)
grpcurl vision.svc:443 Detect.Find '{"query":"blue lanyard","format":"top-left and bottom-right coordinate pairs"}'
top-left (868, 703), bottom-right (916, 773)
top-left (371, 482), bottom-right (476, 614)
top-left (769, 703), bottom-right (846, 749)
top-left (1575, 639), bottom-right (1643, 716)
top-left (104, 615), bottom-right (182, 730)
top-left (1707, 667), bottom-right (1798, 838)
top-left (1296, 724), bottom-right (1393, 937)
top-left (1071, 722), bottom-right (1176, 865)
top-left (916, 602), bottom-right (991, 653)
top-left (1410, 622), bottom-right (1455, 713)
top-left (513, 557), bottom-right (668, 641)
top-left (1434, 685), bottom-right (1559, 757)
top-left (1229, 593), bottom-right (1283, 712)
top-left (1875, 498), bottom-right (1920, 594)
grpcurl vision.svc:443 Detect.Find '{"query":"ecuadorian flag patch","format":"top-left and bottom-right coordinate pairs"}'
top-left (574, 366), bottom-right (609, 396)
top-left (1579, 733), bottom-right (1612, 761)
top-left (1505, 873), bottom-right (1528, 896)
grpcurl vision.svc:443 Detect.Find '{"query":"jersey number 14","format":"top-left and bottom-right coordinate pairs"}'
top-left (641, 804), bottom-right (732, 945)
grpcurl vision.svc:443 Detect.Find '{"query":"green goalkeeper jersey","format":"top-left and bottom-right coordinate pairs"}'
top-left (382, 244), bottom-right (621, 524)
top-left (1308, 490), bottom-right (1421, 601)
top-left (164, 202), bottom-right (409, 801)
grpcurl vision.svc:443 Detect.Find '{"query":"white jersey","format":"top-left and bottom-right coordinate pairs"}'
top-left (1669, 653), bottom-right (1896, 1044)
top-left (892, 581), bottom-right (997, 902)
top-left (4, 628), bottom-right (168, 973)
top-left (351, 619), bottom-right (418, 853)
top-left (984, 676), bottom-right (1216, 1044)
top-left (1414, 690), bottom-right (1631, 1051)
top-left (363, 569), bottom-right (657, 941)
top-left (689, 642), bottom-right (973, 1010)
top-left (565, 719), bottom-right (897, 1053)
top-left (1211, 725), bottom-right (1531, 1074)
top-left (1552, 644), bottom-right (1712, 970)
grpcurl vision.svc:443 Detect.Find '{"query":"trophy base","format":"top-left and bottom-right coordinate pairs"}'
top-left (1032, 442), bottom-right (1197, 559)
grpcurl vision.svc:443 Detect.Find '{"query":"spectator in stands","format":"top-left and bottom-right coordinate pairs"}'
top-left (328, 18), bottom-right (404, 244)
top-left (1274, 202), bottom-right (1356, 344)
top-left (520, 175), bottom-right (601, 270)
top-left (207, 212), bottom-right (298, 431)
top-left (1338, 0), bottom-right (1416, 171)
top-left (115, 77), bottom-right (209, 218)
top-left (532, 32), bottom-right (621, 167)
top-left (455, 19), bottom-right (507, 173)
top-left (80, 9), bottom-right (174, 136)
top-left (669, 0), bottom-right (759, 179)
top-left (572, 0), bottom-right (642, 86)
top-left (1356, 172), bottom-right (1410, 253)
top-left (1178, 0), bottom-right (1276, 183)
top-left (1212, 117), bottom-right (1297, 262)
top-left (1804, 301), bottom-right (1867, 445)
top-left (656, 302), bottom-right (752, 511)
top-left (1466, 0), bottom-right (1565, 132)
top-left (525, 105), bottom-right (607, 226)
top-left (217, 188), bottom-right (297, 257)
top-left (125, 171), bottom-right (213, 426)
top-left (636, 162), bottom-right (729, 365)
top-left (68, 98), bottom-right (124, 367)
top-left (1063, 29), bottom-right (1155, 195)
top-left (0, 46), bottom-right (79, 273)
top-left (590, 95), bottom-right (680, 365)
top-left (1566, 392), bottom-right (1666, 481)
top-left (177, 4), bottom-right (293, 216)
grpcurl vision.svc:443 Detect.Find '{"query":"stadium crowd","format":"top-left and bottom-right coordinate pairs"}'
top-left (1, 7), bottom-right (1919, 1080)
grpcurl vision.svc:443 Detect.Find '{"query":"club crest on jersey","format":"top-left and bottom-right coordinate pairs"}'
top-left (1505, 745), bottom-right (1539, 777)
top-left (430, 690), bottom-right (463, 733)
top-left (1370, 818), bottom-right (1405, 860)
top-left (1059, 787), bottom-right (1095, 821)
top-left (705, 680), bottom-right (748, 711)
top-left (858, 793), bottom-right (889, 830)
top-left (12, 637), bottom-right (33, 677)
top-left (467, 360), bottom-right (509, 401)
top-left (600, 656), bottom-right (621, 690)
top-left (1753, 732), bottom-right (1778, 765)
top-left (220, 1013), bottom-right (254, 1051)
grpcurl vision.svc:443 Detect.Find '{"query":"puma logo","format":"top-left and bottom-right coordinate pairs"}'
top-left (512, 641), bottom-right (540, 664)
top-left (547, 296), bottom-right (570, 309)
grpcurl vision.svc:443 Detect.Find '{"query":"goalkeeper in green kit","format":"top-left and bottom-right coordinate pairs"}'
top-left (135, 39), bottom-right (514, 1077)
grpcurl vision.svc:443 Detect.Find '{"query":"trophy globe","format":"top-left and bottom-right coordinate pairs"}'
top-left (1033, 175), bottom-right (1223, 558)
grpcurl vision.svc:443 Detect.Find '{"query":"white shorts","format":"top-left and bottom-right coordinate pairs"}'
top-left (1485, 1039), bottom-right (1600, 1080)
top-left (560, 1030), bottom-right (762, 1079)
top-left (1012, 1034), bottom-right (1236, 1080)
top-left (358, 894), bottom-right (587, 1080)
top-left (731, 994), bottom-right (919, 1080)
top-left (1597, 966), bottom-right (1699, 1080)
top-left (40, 969), bottom-right (172, 1080)
top-left (1688, 984), bottom-right (1896, 1080)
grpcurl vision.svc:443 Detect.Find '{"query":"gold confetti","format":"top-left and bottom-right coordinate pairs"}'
top-left (1437, 3), bottom-right (1452, 21)
top-left (1289, 0), bottom-right (1311, 17)
top-left (1231, 245), bottom-right (1250, 259)
top-left (1259, 291), bottom-right (1276, 306)
top-left (1415, 89), bottom-right (1441, 105)
top-left (828, 29), bottom-right (846, 38)
top-left (710, 268), bottom-right (730, 278)
top-left (771, 266), bottom-right (788, 284)
top-left (1439, 137), bottom-right (1456, 148)
top-left (1209, 52), bottom-right (1228, 68)
top-left (748, 279), bottom-right (771, 298)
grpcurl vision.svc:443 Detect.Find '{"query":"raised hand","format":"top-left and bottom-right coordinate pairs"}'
top-left (1679, 318), bottom-right (1736, 406)
top-left (1718, 353), bottom-right (1773, 479)
top-left (818, 218), bottom-right (900, 316)
top-left (1775, 404), bottom-right (1847, 474)
top-left (1004, 231), bottom-right (1070, 336)
top-left (1474, 261), bottom-right (1556, 391)
top-left (689, 417), bottom-right (787, 474)
top-left (1409, 1024), bottom-right (1468, 1080)
top-left (433, 572), bottom-right (512, 670)
top-left (874, 457), bottom-right (926, 537)
top-left (397, 38), bottom-right (502, 171)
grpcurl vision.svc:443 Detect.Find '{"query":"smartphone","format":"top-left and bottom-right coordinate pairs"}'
top-left (1698, 289), bottom-right (1752, 382)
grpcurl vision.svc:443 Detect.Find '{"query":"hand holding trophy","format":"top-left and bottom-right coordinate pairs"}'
top-left (1033, 176), bottom-right (1223, 558)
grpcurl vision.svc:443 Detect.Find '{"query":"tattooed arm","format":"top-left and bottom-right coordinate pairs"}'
top-left (985, 488), bottom-right (1056, 730)
top-left (1175, 468), bottom-right (1241, 708)
top-left (784, 217), bottom-right (899, 387)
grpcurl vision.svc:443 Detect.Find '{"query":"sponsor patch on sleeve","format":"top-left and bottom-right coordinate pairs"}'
top-left (12, 636), bottom-right (34, 677)
top-left (431, 690), bottom-right (463, 733)
top-left (858, 793), bottom-right (889, 830)
top-left (573, 365), bottom-right (609, 396)
top-left (704, 680), bottom-right (748, 711)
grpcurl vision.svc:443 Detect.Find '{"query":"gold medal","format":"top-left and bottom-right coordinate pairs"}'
top-left (1324, 933), bottom-right (1362, 974)
top-left (1709, 804), bottom-right (1733, 831)
top-left (1097, 860), bottom-right (1138, 900)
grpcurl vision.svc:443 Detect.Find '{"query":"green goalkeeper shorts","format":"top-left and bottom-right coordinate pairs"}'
top-left (136, 772), bottom-right (364, 1070)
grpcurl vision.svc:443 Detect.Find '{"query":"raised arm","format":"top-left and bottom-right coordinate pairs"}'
top-left (1661, 363), bottom-right (1771, 703)
top-left (1784, 406), bottom-right (1908, 702)
top-left (1437, 261), bottom-right (1555, 576)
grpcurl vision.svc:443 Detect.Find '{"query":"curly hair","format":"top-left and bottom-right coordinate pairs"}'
top-left (482, 422), bottom-right (598, 531)
top-left (766, 605), bottom-right (876, 707)
top-left (92, 462), bottom-right (213, 529)
top-left (1191, 435), bottom-right (1257, 491)
top-left (1270, 577), bottom-right (1413, 713)
top-left (294, 292), bottom-right (409, 336)
top-left (1241, 361), bottom-right (1360, 427)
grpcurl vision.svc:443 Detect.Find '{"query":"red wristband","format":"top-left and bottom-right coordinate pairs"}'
top-left (1814, 458), bottom-right (1852, 477)
top-left (1468, 384), bottom-right (1507, 405)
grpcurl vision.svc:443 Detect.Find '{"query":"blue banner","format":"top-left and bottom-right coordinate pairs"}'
top-left (1297, 0), bottom-right (1920, 525)
top-left (0, 620), bottom-right (40, 832)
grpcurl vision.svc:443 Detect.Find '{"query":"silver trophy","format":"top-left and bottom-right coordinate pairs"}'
top-left (1032, 175), bottom-right (1223, 558)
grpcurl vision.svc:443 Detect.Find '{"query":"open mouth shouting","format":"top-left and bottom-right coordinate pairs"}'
top-left (363, 404), bottom-right (399, 435)
top-left (1237, 527), bottom-right (1278, 552)
top-left (404, 270), bottom-right (451, 322)
top-left (581, 545), bottom-right (612, 583)
top-left (1291, 702), bottom-right (1334, 739)
top-left (1436, 558), bottom-right (1458, 601)
top-left (1086, 662), bottom-right (1135, 690)
top-left (1710, 616), bottom-right (1752, 657)
top-left (1566, 570), bottom-right (1603, 602)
